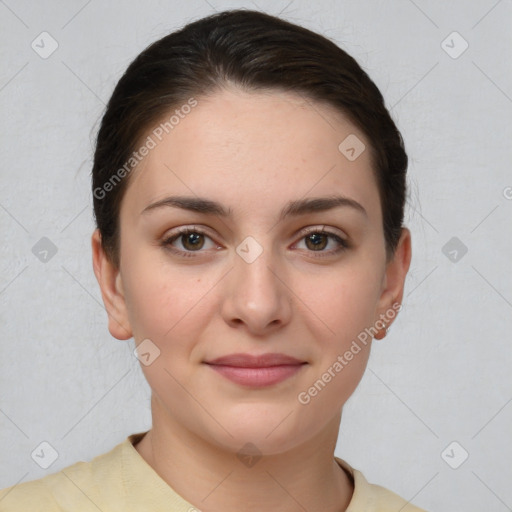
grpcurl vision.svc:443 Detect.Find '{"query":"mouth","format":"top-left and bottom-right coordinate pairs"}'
top-left (204, 353), bottom-right (308, 388)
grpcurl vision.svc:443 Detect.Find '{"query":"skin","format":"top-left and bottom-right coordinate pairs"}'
top-left (92, 86), bottom-right (411, 511)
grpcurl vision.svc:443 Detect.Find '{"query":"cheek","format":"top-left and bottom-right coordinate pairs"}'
top-left (122, 260), bottom-right (214, 393)
top-left (294, 267), bottom-right (379, 416)
top-left (297, 259), bottom-right (383, 345)
top-left (125, 270), bottom-right (210, 341)
top-left (120, 242), bottom-right (193, 337)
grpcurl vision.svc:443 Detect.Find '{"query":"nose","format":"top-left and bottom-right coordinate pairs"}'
top-left (220, 242), bottom-right (292, 337)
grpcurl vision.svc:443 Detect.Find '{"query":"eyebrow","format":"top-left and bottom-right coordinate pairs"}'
top-left (141, 195), bottom-right (367, 220)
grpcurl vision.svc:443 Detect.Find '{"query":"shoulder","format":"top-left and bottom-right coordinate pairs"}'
top-left (0, 477), bottom-right (61, 511)
top-left (335, 457), bottom-right (428, 512)
top-left (0, 438), bottom-right (129, 512)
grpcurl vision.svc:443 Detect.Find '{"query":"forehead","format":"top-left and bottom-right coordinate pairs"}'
top-left (121, 87), bottom-right (380, 223)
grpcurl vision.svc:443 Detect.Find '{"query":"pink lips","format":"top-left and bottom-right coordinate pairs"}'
top-left (204, 353), bottom-right (307, 388)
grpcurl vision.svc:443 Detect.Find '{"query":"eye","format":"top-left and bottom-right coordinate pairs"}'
top-left (294, 227), bottom-right (349, 256)
top-left (162, 227), bottom-right (219, 257)
top-left (162, 225), bottom-right (349, 259)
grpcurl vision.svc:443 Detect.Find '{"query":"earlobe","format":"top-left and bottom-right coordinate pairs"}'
top-left (91, 229), bottom-right (133, 340)
top-left (375, 228), bottom-right (412, 337)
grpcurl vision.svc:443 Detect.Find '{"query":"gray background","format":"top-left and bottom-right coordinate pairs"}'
top-left (1, 1), bottom-right (511, 510)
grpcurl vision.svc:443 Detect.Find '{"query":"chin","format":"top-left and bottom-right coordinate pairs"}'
top-left (200, 406), bottom-right (315, 457)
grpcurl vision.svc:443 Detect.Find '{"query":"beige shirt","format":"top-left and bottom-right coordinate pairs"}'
top-left (0, 432), bottom-right (427, 511)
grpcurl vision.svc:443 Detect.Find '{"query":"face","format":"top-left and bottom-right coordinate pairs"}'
top-left (93, 87), bottom-right (410, 455)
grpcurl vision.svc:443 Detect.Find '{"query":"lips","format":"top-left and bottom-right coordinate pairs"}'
top-left (206, 353), bottom-right (305, 367)
top-left (204, 353), bottom-right (307, 387)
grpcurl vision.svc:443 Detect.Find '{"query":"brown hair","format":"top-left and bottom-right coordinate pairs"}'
top-left (92, 9), bottom-right (407, 267)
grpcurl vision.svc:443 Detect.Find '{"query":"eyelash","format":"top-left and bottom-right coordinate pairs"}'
top-left (161, 226), bottom-right (349, 259)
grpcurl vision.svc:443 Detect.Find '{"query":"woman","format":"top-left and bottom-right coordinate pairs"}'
top-left (0, 9), bottom-right (424, 511)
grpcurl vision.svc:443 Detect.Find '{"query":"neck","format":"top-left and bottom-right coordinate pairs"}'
top-left (134, 394), bottom-right (353, 512)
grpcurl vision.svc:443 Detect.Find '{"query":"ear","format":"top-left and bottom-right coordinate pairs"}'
top-left (91, 229), bottom-right (133, 340)
top-left (375, 228), bottom-right (412, 334)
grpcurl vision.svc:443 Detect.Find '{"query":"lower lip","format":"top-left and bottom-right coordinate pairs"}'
top-left (206, 364), bottom-right (305, 387)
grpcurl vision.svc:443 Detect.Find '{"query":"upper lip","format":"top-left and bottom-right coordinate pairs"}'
top-left (205, 353), bottom-right (306, 368)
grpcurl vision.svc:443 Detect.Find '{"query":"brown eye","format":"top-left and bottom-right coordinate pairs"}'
top-left (181, 232), bottom-right (205, 251)
top-left (295, 228), bottom-right (349, 257)
top-left (305, 232), bottom-right (328, 251)
top-left (162, 228), bottom-right (218, 258)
